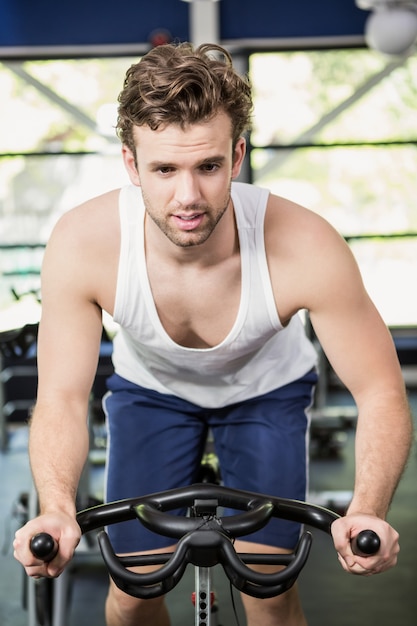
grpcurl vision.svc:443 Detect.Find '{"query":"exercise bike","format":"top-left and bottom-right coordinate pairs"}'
top-left (30, 483), bottom-right (380, 626)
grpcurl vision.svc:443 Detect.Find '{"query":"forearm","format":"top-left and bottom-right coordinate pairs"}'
top-left (29, 399), bottom-right (90, 518)
top-left (347, 389), bottom-right (413, 519)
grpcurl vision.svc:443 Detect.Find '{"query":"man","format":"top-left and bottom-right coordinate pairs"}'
top-left (14, 42), bottom-right (412, 626)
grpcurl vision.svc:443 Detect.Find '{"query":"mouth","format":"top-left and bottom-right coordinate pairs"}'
top-left (173, 212), bottom-right (205, 230)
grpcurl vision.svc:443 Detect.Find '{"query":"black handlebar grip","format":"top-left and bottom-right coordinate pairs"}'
top-left (30, 533), bottom-right (58, 562)
top-left (351, 530), bottom-right (381, 556)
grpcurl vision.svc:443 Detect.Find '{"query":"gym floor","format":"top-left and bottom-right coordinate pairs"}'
top-left (1, 388), bottom-right (416, 626)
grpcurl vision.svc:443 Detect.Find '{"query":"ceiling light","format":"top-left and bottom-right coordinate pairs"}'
top-left (356, 1), bottom-right (417, 55)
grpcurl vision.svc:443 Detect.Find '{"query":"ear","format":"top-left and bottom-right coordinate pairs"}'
top-left (231, 137), bottom-right (247, 180)
top-left (122, 145), bottom-right (141, 186)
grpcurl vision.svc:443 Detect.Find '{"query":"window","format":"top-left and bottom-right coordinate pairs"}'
top-left (0, 56), bottom-right (137, 308)
top-left (250, 48), bottom-right (417, 326)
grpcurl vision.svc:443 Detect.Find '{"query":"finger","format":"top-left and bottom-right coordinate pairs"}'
top-left (337, 552), bottom-right (394, 576)
top-left (25, 562), bottom-right (51, 578)
top-left (337, 554), bottom-right (371, 575)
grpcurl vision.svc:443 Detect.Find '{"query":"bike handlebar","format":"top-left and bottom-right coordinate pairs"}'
top-left (30, 483), bottom-right (380, 599)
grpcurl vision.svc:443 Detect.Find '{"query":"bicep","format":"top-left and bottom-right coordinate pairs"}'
top-left (308, 250), bottom-right (402, 401)
top-left (37, 302), bottom-right (103, 404)
top-left (36, 220), bottom-right (104, 408)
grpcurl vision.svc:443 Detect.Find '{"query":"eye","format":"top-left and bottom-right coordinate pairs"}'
top-left (200, 162), bottom-right (219, 173)
top-left (158, 166), bottom-right (174, 175)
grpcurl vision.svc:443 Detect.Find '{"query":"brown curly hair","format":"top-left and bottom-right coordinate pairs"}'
top-left (117, 42), bottom-right (253, 155)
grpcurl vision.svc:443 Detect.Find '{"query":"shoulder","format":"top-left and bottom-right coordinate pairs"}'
top-left (42, 189), bottom-right (122, 297)
top-left (265, 193), bottom-right (350, 261)
top-left (47, 188), bottom-right (121, 253)
top-left (263, 193), bottom-right (362, 320)
top-left (55, 188), bottom-right (120, 233)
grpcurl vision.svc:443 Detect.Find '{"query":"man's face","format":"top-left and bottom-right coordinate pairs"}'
top-left (122, 111), bottom-right (245, 248)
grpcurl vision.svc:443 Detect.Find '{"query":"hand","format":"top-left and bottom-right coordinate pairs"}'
top-left (13, 512), bottom-right (81, 578)
top-left (331, 514), bottom-right (399, 576)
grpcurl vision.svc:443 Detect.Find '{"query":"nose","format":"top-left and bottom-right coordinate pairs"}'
top-left (174, 172), bottom-right (202, 208)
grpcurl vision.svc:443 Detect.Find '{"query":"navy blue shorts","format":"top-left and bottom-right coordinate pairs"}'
top-left (103, 369), bottom-right (317, 553)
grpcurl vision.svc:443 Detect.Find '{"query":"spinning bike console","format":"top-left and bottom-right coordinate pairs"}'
top-left (31, 483), bottom-right (381, 603)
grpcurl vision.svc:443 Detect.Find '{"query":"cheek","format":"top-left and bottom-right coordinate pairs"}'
top-left (141, 184), bottom-right (169, 213)
top-left (202, 173), bottom-right (231, 197)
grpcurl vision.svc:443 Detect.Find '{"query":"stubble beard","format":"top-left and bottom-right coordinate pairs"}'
top-left (142, 189), bottom-right (232, 248)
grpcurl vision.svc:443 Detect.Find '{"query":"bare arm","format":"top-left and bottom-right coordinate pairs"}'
top-left (310, 231), bottom-right (412, 574)
top-left (13, 205), bottom-right (107, 577)
top-left (267, 197), bottom-right (413, 574)
top-left (310, 259), bottom-right (412, 572)
top-left (310, 267), bottom-right (412, 519)
top-left (310, 239), bottom-right (411, 508)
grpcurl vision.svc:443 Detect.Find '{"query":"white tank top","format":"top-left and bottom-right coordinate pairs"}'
top-left (111, 182), bottom-right (317, 408)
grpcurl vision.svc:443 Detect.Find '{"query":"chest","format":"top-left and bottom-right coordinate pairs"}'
top-left (147, 257), bottom-right (242, 349)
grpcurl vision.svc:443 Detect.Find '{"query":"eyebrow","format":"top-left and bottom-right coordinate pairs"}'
top-left (148, 155), bottom-right (227, 170)
top-left (199, 156), bottom-right (226, 165)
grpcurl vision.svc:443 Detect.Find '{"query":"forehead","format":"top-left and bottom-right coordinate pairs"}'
top-left (132, 111), bottom-right (233, 159)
